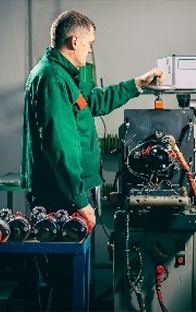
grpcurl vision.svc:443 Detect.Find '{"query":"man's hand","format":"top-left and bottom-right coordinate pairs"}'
top-left (77, 204), bottom-right (96, 231)
top-left (135, 67), bottom-right (165, 90)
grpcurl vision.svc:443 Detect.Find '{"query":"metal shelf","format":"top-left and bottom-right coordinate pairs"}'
top-left (0, 234), bottom-right (92, 312)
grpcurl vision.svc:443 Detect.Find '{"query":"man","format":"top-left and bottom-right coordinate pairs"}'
top-left (21, 10), bottom-right (164, 227)
top-left (20, 10), bottom-right (164, 311)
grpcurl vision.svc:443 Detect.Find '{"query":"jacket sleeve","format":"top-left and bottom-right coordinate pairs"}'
top-left (40, 82), bottom-right (89, 209)
top-left (86, 79), bottom-right (139, 116)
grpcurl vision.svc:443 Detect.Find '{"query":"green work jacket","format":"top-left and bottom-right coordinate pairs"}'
top-left (20, 47), bottom-right (139, 212)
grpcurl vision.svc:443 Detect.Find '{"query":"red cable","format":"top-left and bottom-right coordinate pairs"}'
top-left (155, 265), bottom-right (168, 312)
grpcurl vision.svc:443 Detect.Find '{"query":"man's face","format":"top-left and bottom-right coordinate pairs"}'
top-left (74, 26), bottom-right (95, 68)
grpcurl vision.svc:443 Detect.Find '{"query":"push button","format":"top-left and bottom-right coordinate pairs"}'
top-left (175, 254), bottom-right (185, 265)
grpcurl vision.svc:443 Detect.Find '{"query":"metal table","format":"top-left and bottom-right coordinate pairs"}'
top-left (0, 172), bottom-right (25, 210)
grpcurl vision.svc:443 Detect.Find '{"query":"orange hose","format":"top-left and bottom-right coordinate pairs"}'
top-left (169, 136), bottom-right (196, 198)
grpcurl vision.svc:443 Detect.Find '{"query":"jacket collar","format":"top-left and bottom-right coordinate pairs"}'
top-left (44, 46), bottom-right (80, 84)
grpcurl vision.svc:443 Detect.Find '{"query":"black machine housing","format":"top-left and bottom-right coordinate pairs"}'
top-left (118, 108), bottom-right (196, 229)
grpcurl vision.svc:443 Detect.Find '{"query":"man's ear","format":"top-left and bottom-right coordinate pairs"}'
top-left (70, 36), bottom-right (78, 50)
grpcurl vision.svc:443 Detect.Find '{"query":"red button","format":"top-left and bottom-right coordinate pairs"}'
top-left (176, 254), bottom-right (185, 265)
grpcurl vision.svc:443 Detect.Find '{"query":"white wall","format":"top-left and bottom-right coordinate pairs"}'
top-left (1, 0), bottom-right (196, 209)
top-left (0, 0), bottom-right (26, 176)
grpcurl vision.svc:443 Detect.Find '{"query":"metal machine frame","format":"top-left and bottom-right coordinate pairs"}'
top-left (113, 105), bottom-right (196, 312)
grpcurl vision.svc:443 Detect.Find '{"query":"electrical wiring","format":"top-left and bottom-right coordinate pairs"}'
top-left (125, 212), bottom-right (147, 312)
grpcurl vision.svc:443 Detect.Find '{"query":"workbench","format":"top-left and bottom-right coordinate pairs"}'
top-left (0, 172), bottom-right (92, 311)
